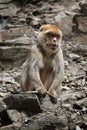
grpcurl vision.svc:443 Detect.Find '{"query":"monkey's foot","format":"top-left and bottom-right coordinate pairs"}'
top-left (49, 95), bottom-right (57, 104)
top-left (47, 90), bottom-right (58, 104)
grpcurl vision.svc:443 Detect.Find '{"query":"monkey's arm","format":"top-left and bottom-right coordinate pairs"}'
top-left (48, 49), bottom-right (64, 97)
top-left (21, 46), bottom-right (47, 94)
top-left (28, 65), bottom-right (47, 94)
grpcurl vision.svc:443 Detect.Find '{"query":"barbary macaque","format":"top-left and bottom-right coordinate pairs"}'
top-left (21, 24), bottom-right (64, 103)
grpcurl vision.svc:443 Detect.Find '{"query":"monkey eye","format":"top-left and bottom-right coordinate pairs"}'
top-left (56, 34), bottom-right (60, 39)
top-left (46, 32), bottom-right (60, 39)
top-left (46, 32), bottom-right (54, 37)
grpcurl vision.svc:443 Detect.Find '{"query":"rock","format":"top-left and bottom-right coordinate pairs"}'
top-left (68, 64), bottom-right (79, 75)
top-left (40, 95), bottom-right (61, 111)
top-left (31, 16), bottom-right (41, 27)
top-left (80, 122), bottom-right (87, 130)
top-left (0, 92), bottom-right (9, 98)
top-left (0, 1), bottom-right (19, 16)
top-left (62, 103), bottom-right (72, 110)
top-left (20, 111), bottom-right (29, 125)
top-left (0, 46), bottom-right (29, 65)
top-left (7, 109), bottom-right (22, 123)
top-left (3, 92), bottom-right (42, 114)
top-left (0, 110), bottom-right (12, 128)
top-left (72, 43), bottom-right (87, 55)
top-left (68, 123), bottom-right (76, 130)
top-left (0, 26), bottom-right (37, 67)
top-left (0, 0), bottom-right (12, 4)
top-left (80, 2), bottom-right (87, 15)
top-left (60, 91), bottom-right (77, 103)
top-left (64, 60), bottom-right (69, 67)
top-left (0, 101), bottom-right (7, 112)
top-left (21, 111), bottom-right (69, 130)
top-left (0, 36), bottom-right (34, 67)
top-left (76, 16), bottom-right (87, 33)
top-left (0, 125), bottom-right (14, 130)
top-left (68, 53), bottom-right (80, 60)
top-left (61, 86), bottom-right (71, 91)
top-left (55, 11), bottom-right (73, 38)
top-left (31, 20), bottom-right (40, 27)
top-left (74, 97), bottom-right (87, 107)
top-left (62, 0), bottom-right (75, 7)
top-left (73, 103), bottom-right (83, 110)
top-left (71, 113), bottom-right (78, 120)
top-left (76, 125), bottom-right (81, 130)
top-left (0, 72), bottom-right (19, 86)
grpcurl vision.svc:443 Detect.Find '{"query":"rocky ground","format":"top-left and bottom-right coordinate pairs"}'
top-left (0, 0), bottom-right (87, 130)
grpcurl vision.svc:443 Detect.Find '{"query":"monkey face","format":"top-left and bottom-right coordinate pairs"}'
top-left (37, 24), bottom-right (62, 54)
top-left (45, 31), bottom-right (60, 51)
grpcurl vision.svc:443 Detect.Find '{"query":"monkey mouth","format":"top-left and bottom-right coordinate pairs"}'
top-left (46, 44), bottom-right (58, 50)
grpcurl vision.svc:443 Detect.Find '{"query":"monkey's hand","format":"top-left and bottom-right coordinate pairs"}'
top-left (36, 87), bottom-right (47, 97)
top-left (36, 87), bottom-right (47, 104)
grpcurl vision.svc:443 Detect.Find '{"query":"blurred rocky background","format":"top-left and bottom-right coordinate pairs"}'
top-left (0, 0), bottom-right (87, 130)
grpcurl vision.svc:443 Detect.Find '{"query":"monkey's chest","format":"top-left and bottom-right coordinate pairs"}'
top-left (40, 65), bottom-right (53, 90)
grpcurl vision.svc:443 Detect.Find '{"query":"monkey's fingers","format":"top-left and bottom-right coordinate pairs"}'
top-left (47, 91), bottom-right (58, 104)
top-left (36, 87), bottom-right (47, 104)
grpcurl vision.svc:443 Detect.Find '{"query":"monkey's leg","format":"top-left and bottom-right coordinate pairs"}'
top-left (21, 66), bottom-right (31, 92)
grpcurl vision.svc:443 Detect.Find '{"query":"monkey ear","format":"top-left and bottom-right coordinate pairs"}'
top-left (39, 26), bottom-right (43, 32)
top-left (39, 25), bottom-right (46, 32)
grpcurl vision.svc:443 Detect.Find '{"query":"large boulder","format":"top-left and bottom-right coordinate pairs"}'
top-left (76, 16), bottom-right (87, 33)
top-left (55, 11), bottom-right (73, 39)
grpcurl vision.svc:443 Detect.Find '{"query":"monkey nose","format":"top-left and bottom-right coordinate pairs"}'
top-left (52, 37), bottom-right (57, 45)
